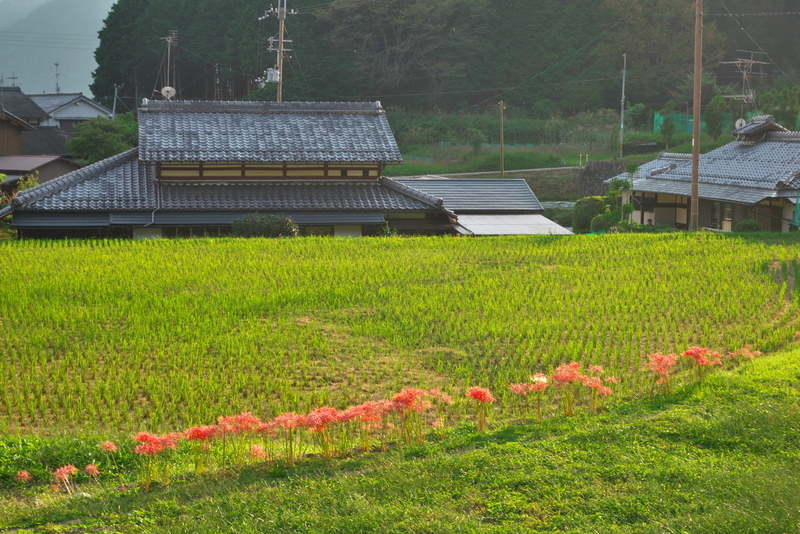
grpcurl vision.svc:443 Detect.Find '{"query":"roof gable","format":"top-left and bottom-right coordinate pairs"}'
top-left (138, 100), bottom-right (403, 164)
top-left (29, 93), bottom-right (112, 117)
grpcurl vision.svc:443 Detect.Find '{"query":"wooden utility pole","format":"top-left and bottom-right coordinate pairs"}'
top-left (499, 101), bottom-right (506, 179)
top-left (260, 0), bottom-right (296, 102)
top-left (619, 53), bottom-right (626, 158)
top-left (689, 0), bottom-right (703, 232)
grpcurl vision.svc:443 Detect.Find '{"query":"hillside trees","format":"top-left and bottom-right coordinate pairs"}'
top-left (597, 0), bottom-right (727, 103)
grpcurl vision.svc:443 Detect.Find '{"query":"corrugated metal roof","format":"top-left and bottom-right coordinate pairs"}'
top-left (455, 214), bottom-right (572, 235)
top-left (632, 178), bottom-right (775, 204)
top-left (0, 155), bottom-right (67, 173)
top-left (394, 178), bottom-right (543, 212)
top-left (138, 100), bottom-right (402, 164)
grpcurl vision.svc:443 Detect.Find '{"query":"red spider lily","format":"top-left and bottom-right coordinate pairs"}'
top-left (16, 470), bottom-right (32, 484)
top-left (249, 444), bottom-right (267, 460)
top-left (466, 387), bottom-right (495, 432)
top-left (159, 433), bottom-right (180, 450)
top-left (466, 386), bottom-right (496, 404)
top-left (391, 388), bottom-right (431, 413)
top-left (552, 362), bottom-right (584, 386)
top-left (646, 353), bottom-right (679, 377)
top-left (84, 464), bottom-right (100, 478)
top-left (219, 412), bottom-right (263, 434)
top-left (134, 432), bottom-right (162, 445)
top-left (683, 346), bottom-right (723, 367)
top-left (54, 464), bottom-right (78, 483)
top-left (530, 373), bottom-right (549, 392)
top-left (428, 388), bottom-right (454, 405)
top-left (728, 345), bottom-right (762, 361)
top-left (509, 383), bottom-right (531, 395)
top-left (185, 425), bottom-right (218, 442)
top-left (583, 376), bottom-right (603, 389)
top-left (53, 465), bottom-right (78, 493)
top-left (134, 442), bottom-right (164, 455)
top-left (305, 407), bottom-right (340, 432)
top-left (99, 441), bottom-right (118, 452)
top-left (588, 365), bottom-right (604, 375)
top-left (552, 363), bottom-right (585, 416)
top-left (271, 412), bottom-right (306, 429)
top-left (605, 376), bottom-right (619, 384)
top-left (597, 386), bottom-right (614, 397)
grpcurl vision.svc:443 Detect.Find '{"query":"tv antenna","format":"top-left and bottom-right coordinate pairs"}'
top-left (8, 72), bottom-right (18, 87)
top-left (159, 30), bottom-right (178, 100)
top-left (55, 62), bottom-right (61, 93)
top-left (721, 50), bottom-right (768, 116)
top-left (257, 0), bottom-right (297, 102)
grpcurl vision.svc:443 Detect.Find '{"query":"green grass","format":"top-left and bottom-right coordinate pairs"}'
top-left (1, 233), bottom-right (799, 435)
top-left (2, 349), bottom-right (798, 533)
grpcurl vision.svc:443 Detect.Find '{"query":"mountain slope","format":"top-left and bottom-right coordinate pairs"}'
top-left (0, 0), bottom-right (114, 96)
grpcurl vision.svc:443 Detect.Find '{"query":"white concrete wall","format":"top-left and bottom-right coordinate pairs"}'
top-left (133, 227), bottom-right (163, 240)
top-left (333, 225), bottom-right (362, 238)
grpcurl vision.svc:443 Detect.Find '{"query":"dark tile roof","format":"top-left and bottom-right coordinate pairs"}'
top-left (631, 178), bottom-right (776, 205)
top-left (159, 181), bottom-right (433, 212)
top-left (138, 100), bottom-right (402, 164)
top-left (0, 107), bottom-right (35, 130)
top-left (0, 87), bottom-right (49, 120)
top-left (732, 114), bottom-right (788, 139)
top-left (21, 127), bottom-right (70, 155)
top-left (12, 149), bottom-right (155, 211)
top-left (613, 117), bottom-right (800, 204)
top-left (10, 148), bottom-right (435, 215)
top-left (395, 178), bottom-right (543, 212)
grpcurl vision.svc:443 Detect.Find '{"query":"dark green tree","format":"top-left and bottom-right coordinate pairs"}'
top-left (704, 95), bottom-right (727, 140)
top-left (659, 100), bottom-right (677, 149)
top-left (760, 87), bottom-right (800, 130)
top-left (67, 113), bottom-right (139, 164)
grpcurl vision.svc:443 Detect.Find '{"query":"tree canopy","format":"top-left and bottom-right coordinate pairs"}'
top-left (91, 0), bottom-right (800, 116)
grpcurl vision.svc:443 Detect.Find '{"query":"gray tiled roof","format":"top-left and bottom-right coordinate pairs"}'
top-left (29, 93), bottom-right (112, 115)
top-left (732, 114), bottom-right (788, 138)
top-left (395, 178), bottom-right (543, 212)
top-left (28, 93), bottom-right (83, 114)
top-left (138, 100), bottom-right (402, 164)
top-left (631, 178), bottom-right (776, 205)
top-left (12, 149), bottom-right (156, 211)
top-left (21, 127), bottom-right (70, 155)
top-left (10, 148), bottom-right (434, 215)
top-left (0, 87), bottom-right (49, 120)
top-left (613, 124), bottom-right (800, 204)
top-left (159, 181), bottom-right (433, 212)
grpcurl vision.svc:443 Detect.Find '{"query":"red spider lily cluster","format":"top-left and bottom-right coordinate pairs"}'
top-left (11, 345), bottom-right (759, 492)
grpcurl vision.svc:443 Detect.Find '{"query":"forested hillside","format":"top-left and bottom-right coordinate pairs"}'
top-left (91, 0), bottom-right (799, 115)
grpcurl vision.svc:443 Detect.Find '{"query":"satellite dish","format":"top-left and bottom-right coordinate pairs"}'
top-left (735, 118), bottom-right (747, 129)
top-left (161, 86), bottom-right (176, 100)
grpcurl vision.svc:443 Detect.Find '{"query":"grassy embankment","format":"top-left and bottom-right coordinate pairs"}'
top-left (2, 348), bottom-right (799, 532)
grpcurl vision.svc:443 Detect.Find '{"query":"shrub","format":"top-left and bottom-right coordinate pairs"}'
top-left (734, 219), bottom-right (764, 233)
top-left (590, 212), bottom-right (619, 233)
top-left (572, 196), bottom-right (607, 233)
top-left (231, 213), bottom-right (299, 238)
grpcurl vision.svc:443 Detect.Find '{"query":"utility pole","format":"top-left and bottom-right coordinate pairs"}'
top-left (259, 0), bottom-right (297, 102)
top-left (499, 101), bottom-right (506, 179)
top-left (54, 63), bottom-right (61, 94)
top-left (689, 0), bottom-right (703, 232)
top-left (619, 53), bottom-right (626, 158)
